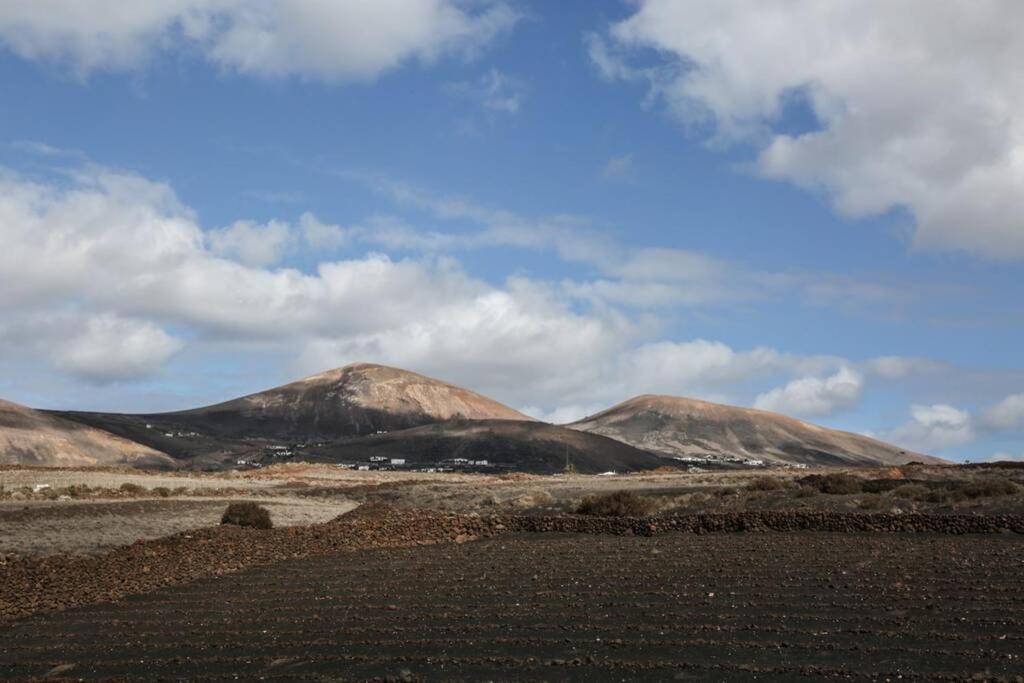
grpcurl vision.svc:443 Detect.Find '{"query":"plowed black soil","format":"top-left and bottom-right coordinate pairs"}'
top-left (3, 532), bottom-right (1023, 681)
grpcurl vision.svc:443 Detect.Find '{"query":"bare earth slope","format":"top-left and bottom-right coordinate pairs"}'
top-left (569, 394), bottom-right (943, 466)
top-left (0, 400), bottom-right (172, 468)
top-left (303, 419), bottom-right (672, 474)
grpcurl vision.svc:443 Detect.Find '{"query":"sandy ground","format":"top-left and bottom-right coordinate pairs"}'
top-left (0, 497), bottom-right (356, 557)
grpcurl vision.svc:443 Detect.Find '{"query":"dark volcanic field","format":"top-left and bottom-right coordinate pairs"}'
top-left (3, 532), bottom-right (1023, 681)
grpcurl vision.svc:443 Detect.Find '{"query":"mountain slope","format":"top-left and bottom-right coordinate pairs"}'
top-left (569, 394), bottom-right (943, 467)
top-left (303, 419), bottom-right (672, 474)
top-left (0, 400), bottom-right (173, 468)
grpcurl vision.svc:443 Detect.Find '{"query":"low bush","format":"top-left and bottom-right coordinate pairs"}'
top-left (119, 482), bottom-right (144, 494)
top-left (799, 473), bottom-right (864, 495)
top-left (221, 502), bottom-right (273, 529)
top-left (959, 477), bottom-right (1020, 499)
top-left (576, 491), bottom-right (656, 517)
top-left (151, 486), bottom-right (172, 498)
top-left (746, 476), bottom-right (786, 491)
top-left (892, 484), bottom-right (930, 500)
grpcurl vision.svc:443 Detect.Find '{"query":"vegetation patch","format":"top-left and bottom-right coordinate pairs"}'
top-left (746, 476), bottom-right (786, 491)
top-left (799, 473), bottom-right (865, 495)
top-left (576, 491), bottom-right (656, 517)
top-left (221, 502), bottom-right (273, 529)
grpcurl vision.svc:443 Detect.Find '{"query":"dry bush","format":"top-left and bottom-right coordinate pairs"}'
top-left (746, 476), bottom-right (785, 492)
top-left (892, 484), bottom-right (930, 500)
top-left (119, 482), bottom-right (144, 494)
top-left (576, 491), bottom-right (656, 517)
top-left (221, 502), bottom-right (273, 529)
top-left (800, 473), bottom-right (864, 495)
top-left (959, 477), bottom-right (1020, 499)
top-left (151, 486), bottom-right (172, 498)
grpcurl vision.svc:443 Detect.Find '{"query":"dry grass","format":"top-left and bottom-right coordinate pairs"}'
top-left (576, 491), bottom-right (657, 517)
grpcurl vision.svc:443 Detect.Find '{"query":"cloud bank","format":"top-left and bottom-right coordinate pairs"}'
top-left (0, 0), bottom-right (519, 80)
top-left (595, 0), bottom-right (1024, 259)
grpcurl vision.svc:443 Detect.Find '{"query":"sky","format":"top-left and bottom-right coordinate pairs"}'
top-left (0, 0), bottom-right (1022, 463)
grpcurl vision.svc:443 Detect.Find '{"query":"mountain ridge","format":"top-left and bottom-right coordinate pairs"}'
top-left (569, 393), bottom-right (944, 467)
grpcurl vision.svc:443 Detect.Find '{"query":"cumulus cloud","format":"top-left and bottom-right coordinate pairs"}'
top-left (207, 219), bottom-right (294, 266)
top-left (53, 314), bottom-right (184, 383)
top-left (754, 367), bottom-right (863, 417)
top-left (0, 160), bottom-right (932, 419)
top-left (980, 393), bottom-right (1024, 431)
top-left (0, 0), bottom-right (519, 80)
top-left (881, 404), bottom-right (974, 454)
top-left (597, 0), bottom-right (1024, 259)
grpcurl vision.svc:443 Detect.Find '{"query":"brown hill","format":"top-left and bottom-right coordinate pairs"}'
top-left (569, 394), bottom-right (944, 467)
top-left (53, 363), bottom-right (534, 464)
top-left (303, 419), bottom-right (673, 475)
top-left (167, 362), bottom-right (532, 438)
top-left (0, 399), bottom-right (173, 468)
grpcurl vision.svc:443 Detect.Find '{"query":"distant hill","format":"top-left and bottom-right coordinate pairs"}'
top-left (164, 362), bottom-right (532, 439)
top-left (0, 399), bottom-right (173, 468)
top-left (569, 394), bottom-right (944, 467)
top-left (14, 363), bottom-right (943, 471)
top-left (302, 419), bottom-right (672, 475)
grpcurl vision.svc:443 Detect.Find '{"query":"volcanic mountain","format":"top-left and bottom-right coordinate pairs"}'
top-left (0, 399), bottom-right (173, 468)
top-left (165, 362), bottom-right (532, 438)
top-left (302, 419), bottom-right (669, 475)
top-left (569, 394), bottom-right (942, 467)
top-left (50, 363), bottom-right (538, 465)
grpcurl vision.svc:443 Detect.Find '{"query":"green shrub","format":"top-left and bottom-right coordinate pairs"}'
top-left (221, 502), bottom-right (273, 529)
top-left (576, 491), bottom-right (656, 517)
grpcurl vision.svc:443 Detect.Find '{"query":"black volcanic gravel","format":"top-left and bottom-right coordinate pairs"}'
top-left (2, 532), bottom-right (1024, 681)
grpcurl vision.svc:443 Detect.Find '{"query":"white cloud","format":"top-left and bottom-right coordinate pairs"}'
top-left (754, 366), bottom-right (863, 417)
top-left (53, 314), bottom-right (184, 383)
top-left (0, 0), bottom-right (519, 80)
top-left (207, 219), bottom-right (294, 266)
top-left (598, 0), bottom-right (1024, 260)
top-left (881, 404), bottom-right (974, 454)
top-left (446, 68), bottom-right (525, 113)
top-left (300, 212), bottom-right (353, 251)
top-left (0, 160), bottom-right (944, 424)
top-left (980, 393), bottom-right (1024, 431)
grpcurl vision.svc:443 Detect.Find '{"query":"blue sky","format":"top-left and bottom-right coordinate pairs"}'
top-left (1, 0), bottom-right (1022, 462)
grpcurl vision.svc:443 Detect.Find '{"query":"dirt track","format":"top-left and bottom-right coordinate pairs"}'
top-left (3, 529), bottom-right (1023, 681)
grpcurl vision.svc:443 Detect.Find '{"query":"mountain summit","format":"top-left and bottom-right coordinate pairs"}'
top-left (569, 394), bottom-right (942, 467)
top-left (169, 362), bottom-right (533, 439)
